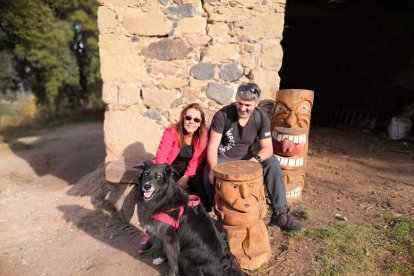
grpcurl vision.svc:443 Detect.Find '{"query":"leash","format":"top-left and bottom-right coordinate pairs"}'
top-left (152, 195), bottom-right (200, 231)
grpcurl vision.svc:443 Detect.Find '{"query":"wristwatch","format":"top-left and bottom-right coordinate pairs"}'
top-left (254, 154), bottom-right (262, 163)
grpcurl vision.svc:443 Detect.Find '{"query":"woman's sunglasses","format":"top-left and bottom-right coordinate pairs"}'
top-left (184, 115), bottom-right (201, 123)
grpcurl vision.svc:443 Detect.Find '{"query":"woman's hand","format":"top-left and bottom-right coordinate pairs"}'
top-left (209, 169), bottom-right (215, 185)
top-left (177, 175), bottom-right (189, 190)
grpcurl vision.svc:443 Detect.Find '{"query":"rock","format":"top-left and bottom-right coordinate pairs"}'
top-left (165, 4), bottom-right (197, 19)
top-left (206, 82), bottom-right (234, 104)
top-left (144, 109), bottom-right (163, 121)
top-left (219, 63), bottom-right (243, 82)
top-left (190, 63), bottom-right (216, 80)
top-left (142, 38), bottom-right (192, 61)
top-left (334, 213), bottom-right (348, 221)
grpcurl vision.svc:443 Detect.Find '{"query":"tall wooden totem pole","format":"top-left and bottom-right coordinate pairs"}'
top-left (272, 89), bottom-right (314, 201)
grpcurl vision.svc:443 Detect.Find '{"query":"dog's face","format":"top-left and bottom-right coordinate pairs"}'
top-left (134, 161), bottom-right (179, 201)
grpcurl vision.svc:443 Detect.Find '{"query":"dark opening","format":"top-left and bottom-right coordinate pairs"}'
top-left (280, 0), bottom-right (414, 130)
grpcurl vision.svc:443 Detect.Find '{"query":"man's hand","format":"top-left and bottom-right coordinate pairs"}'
top-left (177, 175), bottom-right (189, 190)
top-left (249, 157), bottom-right (259, 163)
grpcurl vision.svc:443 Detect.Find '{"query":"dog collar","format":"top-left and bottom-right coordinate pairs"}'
top-left (152, 195), bottom-right (201, 231)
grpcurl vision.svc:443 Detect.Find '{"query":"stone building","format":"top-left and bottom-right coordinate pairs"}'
top-left (97, 0), bottom-right (286, 163)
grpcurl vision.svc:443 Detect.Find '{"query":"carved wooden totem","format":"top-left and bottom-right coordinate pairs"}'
top-left (272, 89), bottom-right (314, 201)
top-left (213, 160), bottom-right (271, 270)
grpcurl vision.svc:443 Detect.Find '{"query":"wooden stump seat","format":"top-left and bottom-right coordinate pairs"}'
top-left (213, 160), bottom-right (271, 270)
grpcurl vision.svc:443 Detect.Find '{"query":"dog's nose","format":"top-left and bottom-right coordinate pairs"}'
top-left (143, 184), bottom-right (151, 191)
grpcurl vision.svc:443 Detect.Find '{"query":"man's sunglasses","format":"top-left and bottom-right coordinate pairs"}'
top-left (238, 85), bottom-right (261, 97)
top-left (184, 115), bottom-right (201, 123)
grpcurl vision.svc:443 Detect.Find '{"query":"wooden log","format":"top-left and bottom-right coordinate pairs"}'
top-left (213, 160), bottom-right (263, 181)
top-left (213, 160), bottom-right (271, 270)
top-left (103, 156), bottom-right (142, 225)
top-left (105, 156), bottom-right (139, 184)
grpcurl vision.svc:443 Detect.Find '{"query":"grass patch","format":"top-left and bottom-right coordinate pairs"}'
top-left (1, 110), bottom-right (103, 140)
top-left (304, 223), bottom-right (373, 275)
top-left (0, 141), bottom-right (33, 152)
top-left (293, 213), bottom-right (414, 275)
top-left (0, 109), bottom-right (102, 153)
top-left (8, 137), bottom-right (59, 152)
top-left (380, 213), bottom-right (414, 274)
top-left (292, 208), bottom-right (312, 220)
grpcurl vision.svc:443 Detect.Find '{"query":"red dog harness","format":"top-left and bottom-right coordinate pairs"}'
top-left (152, 195), bottom-right (201, 231)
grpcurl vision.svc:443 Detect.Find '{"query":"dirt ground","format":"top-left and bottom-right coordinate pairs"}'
top-left (0, 122), bottom-right (413, 276)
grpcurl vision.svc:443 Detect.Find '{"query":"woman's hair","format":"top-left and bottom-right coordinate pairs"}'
top-left (175, 103), bottom-right (207, 146)
top-left (236, 82), bottom-right (261, 102)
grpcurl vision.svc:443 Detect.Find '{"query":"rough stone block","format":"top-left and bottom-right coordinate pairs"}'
top-left (183, 86), bottom-right (201, 102)
top-left (102, 83), bottom-right (119, 104)
top-left (161, 77), bottom-right (188, 89)
top-left (202, 42), bottom-right (240, 63)
top-left (186, 34), bottom-right (211, 46)
top-left (206, 82), bottom-right (234, 104)
top-left (168, 107), bottom-right (183, 123)
top-left (234, 13), bottom-right (284, 40)
top-left (219, 63), bottom-right (243, 82)
top-left (144, 109), bottom-right (163, 121)
top-left (253, 68), bottom-right (280, 100)
top-left (98, 0), bottom-right (145, 5)
top-left (261, 40), bottom-right (283, 71)
top-left (104, 110), bottom-right (162, 162)
top-left (182, 0), bottom-right (201, 4)
top-left (151, 62), bottom-right (182, 76)
top-left (142, 38), bottom-right (193, 61)
top-left (240, 52), bottom-right (254, 68)
top-left (99, 35), bottom-right (150, 83)
top-left (118, 84), bottom-right (141, 105)
top-left (204, 3), bottom-right (248, 22)
top-left (165, 4), bottom-right (198, 19)
top-left (178, 16), bottom-right (207, 34)
top-left (123, 9), bottom-right (172, 36)
top-left (142, 89), bottom-right (177, 108)
top-left (207, 22), bottom-right (230, 37)
top-left (189, 77), bottom-right (209, 88)
top-left (98, 6), bottom-right (118, 34)
top-left (190, 63), bottom-right (216, 80)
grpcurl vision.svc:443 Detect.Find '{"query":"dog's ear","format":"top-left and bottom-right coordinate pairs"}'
top-left (133, 160), bottom-right (152, 178)
top-left (166, 165), bottom-right (180, 180)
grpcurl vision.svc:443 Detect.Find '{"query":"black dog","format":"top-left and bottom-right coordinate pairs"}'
top-left (135, 161), bottom-right (246, 276)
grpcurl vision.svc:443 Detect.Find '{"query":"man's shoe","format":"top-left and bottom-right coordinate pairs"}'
top-left (137, 233), bottom-right (153, 254)
top-left (269, 210), bottom-right (305, 232)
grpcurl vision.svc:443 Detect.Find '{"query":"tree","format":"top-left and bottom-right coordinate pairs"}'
top-left (0, 0), bottom-right (101, 113)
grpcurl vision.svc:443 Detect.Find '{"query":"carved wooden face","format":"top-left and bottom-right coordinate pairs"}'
top-left (283, 170), bottom-right (305, 200)
top-left (272, 89), bottom-right (314, 169)
top-left (272, 89), bottom-right (314, 200)
top-left (215, 179), bottom-right (264, 213)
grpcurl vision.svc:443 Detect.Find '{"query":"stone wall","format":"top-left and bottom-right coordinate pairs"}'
top-left (98, 0), bottom-right (286, 162)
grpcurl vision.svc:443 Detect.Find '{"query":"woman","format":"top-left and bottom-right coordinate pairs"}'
top-left (152, 102), bottom-right (208, 190)
top-left (138, 103), bottom-right (209, 254)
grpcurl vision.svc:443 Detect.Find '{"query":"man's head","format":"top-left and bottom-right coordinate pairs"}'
top-left (235, 83), bottom-right (261, 119)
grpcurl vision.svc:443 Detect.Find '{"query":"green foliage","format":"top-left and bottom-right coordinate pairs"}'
top-left (1, 109), bottom-right (103, 140)
top-left (380, 213), bottom-right (414, 274)
top-left (304, 223), bottom-right (373, 275)
top-left (296, 214), bottom-right (414, 275)
top-left (0, 39), bottom-right (18, 93)
top-left (0, 0), bottom-right (102, 113)
top-left (292, 208), bottom-right (312, 220)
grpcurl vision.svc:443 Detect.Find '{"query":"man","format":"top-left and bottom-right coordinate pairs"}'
top-left (206, 82), bottom-right (305, 232)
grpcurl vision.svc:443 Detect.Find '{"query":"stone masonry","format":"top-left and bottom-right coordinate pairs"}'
top-left (98, 0), bottom-right (286, 162)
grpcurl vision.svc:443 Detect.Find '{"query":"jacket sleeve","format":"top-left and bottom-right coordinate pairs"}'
top-left (184, 130), bottom-right (207, 177)
top-left (152, 125), bottom-right (177, 165)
